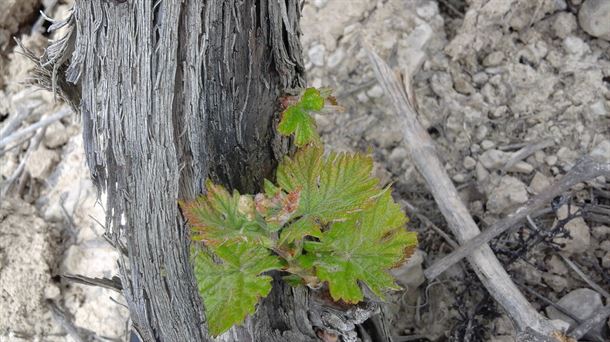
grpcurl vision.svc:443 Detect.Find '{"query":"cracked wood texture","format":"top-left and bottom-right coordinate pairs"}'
top-left (65, 0), bottom-right (323, 340)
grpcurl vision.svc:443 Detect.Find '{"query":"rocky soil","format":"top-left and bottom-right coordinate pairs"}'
top-left (1, 1), bottom-right (129, 341)
top-left (301, 0), bottom-right (609, 340)
top-left (1, 0), bottom-right (608, 341)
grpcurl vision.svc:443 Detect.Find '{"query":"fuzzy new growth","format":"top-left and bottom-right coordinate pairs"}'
top-left (180, 88), bottom-right (418, 336)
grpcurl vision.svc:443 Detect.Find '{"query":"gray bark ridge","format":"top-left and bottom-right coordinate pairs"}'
top-left (32, 0), bottom-right (392, 341)
top-left (44, 0), bottom-right (313, 341)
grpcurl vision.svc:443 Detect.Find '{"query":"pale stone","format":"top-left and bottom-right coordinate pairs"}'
top-left (553, 205), bottom-right (591, 255)
top-left (487, 176), bottom-right (529, 214)
top-left (508, 161), bottom-right (534, 174)
top-left (542, 272), bottom-right (568, 292)
top-left (463, 156), bottom-right (477, 170)
top-left (578, 0), bottom-right (610, 41)
top-left (529, 172), bottom-right (551, 194)
top-left (308, 44), bottom-right (326, 67)
top-left (545, 255), bottom-right (568, 275)
top-left (479, 149), bottom-right (510, 169)
top-left (483, 51), bottom-right (505, 67)
top-left (25, 146), bottom-right (59, 180)
top-left (546, 288), bottom-right (604, 335)
top-left (552, 12), bottom-right (577, 39)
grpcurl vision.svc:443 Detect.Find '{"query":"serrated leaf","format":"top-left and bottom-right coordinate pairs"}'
top-left (263, 179), bottom-right (280, 197)
top-left (278, 106), bottom-right (320, 147)
top-left (304, 190), bottom-right (418, 303)
top-left (276, 147), bottom-right (381, 224)
top-left (277, 87), bottom-right (326, 147)
top-left (180, 181), bottom-right (271, 246)
top-left (193, 242), bottom-right (282, 336)
top-left (279, 217), bottom-right (321, 245)
top-left (299, 87), bottom-right (325, 111)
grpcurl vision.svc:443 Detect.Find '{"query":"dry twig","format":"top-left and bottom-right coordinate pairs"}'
top-left (364, 42), bottom-right (558, 338)
top-left (425, 156), bottom-right (610, 280)
top-left (62, 274), bottom-right (123, 293)
top-left (569, 305), bottom-right (610, 341)
top-left (0, 106), bottom-right (71, 155)
top-left (501, 139), bottom-right (554, 173)
top-left (558, 254), bottom-right (610, 300)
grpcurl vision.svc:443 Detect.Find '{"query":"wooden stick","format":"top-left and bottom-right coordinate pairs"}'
top-left (363, 43), bottom-right (558, 337)
top-left (424, 157), bottom-right (610, 280)
top-left (501, 139), bottom-right (554, 173)
top-left (0, 106), bottom-right (71, 154)
top-left (62, 274), bottom-right (123, 292)
top-left (558, 254), bottom-right (610, 300)
top-left (0, 127), bottom-right (46, 198)
top-left (569, 305), bottom-right (610, 341)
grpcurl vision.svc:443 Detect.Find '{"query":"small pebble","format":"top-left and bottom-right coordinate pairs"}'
top-left (312, 0), bottom-right (328, 8)
top-left (470, 143), bottom-right (481, 154)
top-left (563, 36), bottom-right (588, 56)
top-left (529, 172), bottom-right (551, 194)
top-left (553, 205), bottom-right (591, 255)
top-left (552, 12), bottom-right (577, 39)
top-left (482, 51), bottom-right (505, 67)
top-left (578, 0), bottom-right (610, 41)
top-left (308, 44), bottom-right (326, 67)
top-left (463, 156), bottom-right (477, 170)
top-left (508, 161), bottom-right (534, 174)
top-left (542, 273), bottom-right (568, 293)
top-left (487, 176), bottom-right (529, 214)
top-left (326, 48), bottom-right (345, 69)
top-left (481, 140), bottom-right (496, 150)
top-left (416, 2), bottom-right (439, 19)
top-left (389, 147), bottom-right (408, 164)
top-left (602, 252), bottom-right (610, 268)
top-left (592, 225), bottom-right (610, 240)
top-left (545, 155), bottom-right (558, 166)
top-left (476, 162), bottom-right (490, 182)
top-left (366, 85), bottom-right (384, 98)
top-left (452, 173), bottom-right (466, 183)
top-left (479, 149), bottom-right (509, 169)
top-left (545, 255), bottom-right (568, 275)
top-left (475, 125), bottom-right (489, 141)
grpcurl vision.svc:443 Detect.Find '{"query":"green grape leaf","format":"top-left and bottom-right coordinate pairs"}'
top-left (304, 190), bottom-right (418, 303)
top-left (299, 87), bottom-right (325, 111)
top-left (279, 217), bottom-right (321, 246)
top-left (276, 146), bottom-right (381, 224)
top-left (180, 181), bottom-right (271, 246)
top-left (278, 88), bottom-right (326, 147)
top-left (278, 105), bottom-right (320, 147)
top-left (193, 242), bottom-right (282, 336)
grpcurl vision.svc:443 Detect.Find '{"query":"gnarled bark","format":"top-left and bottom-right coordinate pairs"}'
top-left (32, 1), bottom-right (389, 341)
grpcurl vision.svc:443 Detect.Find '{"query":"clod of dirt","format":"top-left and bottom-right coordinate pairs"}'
top-left (0, 0), bottom-right (39, 55)
top-left (26, 146), bottom-right (60, 180)
top-left (578, 0), bottom-right (610, 41)
top-left (552, 12), bottom-right (578, 39)
top-left (529, 172), bottom-right (552, 195)
top-left (43, 121), bottom-right (75, 149)
top-left (0, 198), bottom-right (64, 341)
top-left (486, 176), bottom-right (529, 214)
